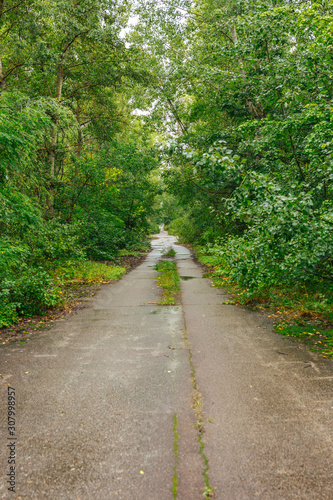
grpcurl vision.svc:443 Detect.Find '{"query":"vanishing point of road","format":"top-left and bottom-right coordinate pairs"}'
top-left (1, 232), bottom-right (332, 499)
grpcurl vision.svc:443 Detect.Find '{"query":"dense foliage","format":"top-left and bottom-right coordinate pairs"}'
top-left (133, 0), bottom-right (333, 315)
top-left (0, 0), bottom-right (157, 326)
top-left (2, 0), bottom-right (333, 325)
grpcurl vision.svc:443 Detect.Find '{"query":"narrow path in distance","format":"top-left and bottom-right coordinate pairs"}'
top-left (0, 231), bottom-right (332, 499)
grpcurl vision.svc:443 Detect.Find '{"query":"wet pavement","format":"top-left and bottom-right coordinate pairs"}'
top-left (0, 231), bottom-right (332, 499)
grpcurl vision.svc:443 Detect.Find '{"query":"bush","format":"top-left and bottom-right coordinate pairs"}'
top-left (2, 270), bottom-right (61, 317)
top-left (168, 212), bottom-right (221, 245)
top-left (0, 287), bottom-right (19, 327)
top-left (25, 221), bottom-right (86, 265)
top-left (78, 211), bottom-right (126, 260)
top-left (168, 214), bottom-right (200, 243)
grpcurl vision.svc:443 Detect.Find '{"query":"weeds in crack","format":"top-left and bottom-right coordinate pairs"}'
top-left (182, 330), bottom-right (216, 498)
top-left (173, 414), bottom-right (179, 499)
top-left (155, 260), bottom-right (180, 305)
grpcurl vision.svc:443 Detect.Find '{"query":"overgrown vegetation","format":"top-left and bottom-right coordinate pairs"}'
top-left (164, 248), bottom-right (176, 257)
top-left (275, 322), bottom-right (333, 359)
top-left (0, 0), bottom-right (157, 327)
top-left (198, 250), bottom-right (333, 357)
top-left (133, 0), bottom-right (333, 324)
top-left (53, 261), bottom-right (126, 287)
top-left (198, 249), bottom-right (333, 322)
top-left (2, 0), bottom-right (333, 335)
top-left (155, 260), bottom-right (180, 305)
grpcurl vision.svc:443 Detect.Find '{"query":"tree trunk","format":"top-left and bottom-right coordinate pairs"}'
top-left (231, 25), bottom-right (264, 117)
top-left (47, 64), bottom-right (64, 216)
top-left (50, 63), bottom-right (64, 177)
top-left (76, 100), bottom-right (82, 177)
top-left (231, 25), bottom-right (246, 81)
top-left (0, 58), bottom-right (7, 91)
top-left (55, 64), bottom-right (63, 100)
top-left (48, 130), bottom-right (57, 178)
top-left (230, 25), bottom-right (238, 45)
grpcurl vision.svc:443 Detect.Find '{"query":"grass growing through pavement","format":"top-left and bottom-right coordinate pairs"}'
top-left (155, 260), bottom-right (180, 305)
top-left (275, 322), bottom-right (333, 359)
top-left (182, 330), bottom-right (215, 498)
top-left (164, 248), bottom-right (176, 257)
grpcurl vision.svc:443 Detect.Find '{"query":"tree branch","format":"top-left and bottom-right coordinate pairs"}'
top-left (2, 0), bottom-right (27, 16)
top-left (63, 31), bottom-right (88, 56)
top-left (3, 62), bottom-right (24, 79)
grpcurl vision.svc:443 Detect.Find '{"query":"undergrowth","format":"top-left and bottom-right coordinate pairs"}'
top-left (274, 322), bottom-right (333, 359)
top-left (0, 261), bottom-right (127, 329)
top-left (198, 252), bottom-right (333, 322)
top-left (53, 261), bottom-right (126, 284)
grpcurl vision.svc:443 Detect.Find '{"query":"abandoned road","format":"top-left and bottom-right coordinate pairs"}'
top-left (0, 232), bottom-right (332, 499)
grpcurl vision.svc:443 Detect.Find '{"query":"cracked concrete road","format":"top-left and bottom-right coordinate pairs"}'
top-left (1, 231), bottom-right (333, 499)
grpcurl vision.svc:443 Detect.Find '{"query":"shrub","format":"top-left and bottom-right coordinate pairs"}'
top-left (0, 286), bottom-right (19, 328)
top-left (78, 211), bottom-right (126, 260)
top-left (2, 271), bottom-right (61, 317)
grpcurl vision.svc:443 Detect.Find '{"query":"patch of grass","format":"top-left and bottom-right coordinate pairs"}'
top-left (118, 242), bottom-right (151, 257)
top-left (275, 322), bottom-right (333, 358)
top-left (50, 261), bottom-right (126, 311)
top-left (0, 261), bottom-right (128, 344)
top-left (155, 260), bottom-right (180, 305)
top-left (164, 248), bottom-right (176, 257)
top-left (54, 261), bottom-right (126, 284)
top-left (71, 262), bottom-right (125, 283)
top-left (118, 249), bottom-right (147, 257)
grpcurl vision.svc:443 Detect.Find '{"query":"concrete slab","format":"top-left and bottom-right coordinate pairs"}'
top-left (0, 234), bottom-right (203, 500)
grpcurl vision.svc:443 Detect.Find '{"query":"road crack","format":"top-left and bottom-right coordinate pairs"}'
top-left (173, 413), bottom-right (179, 499)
